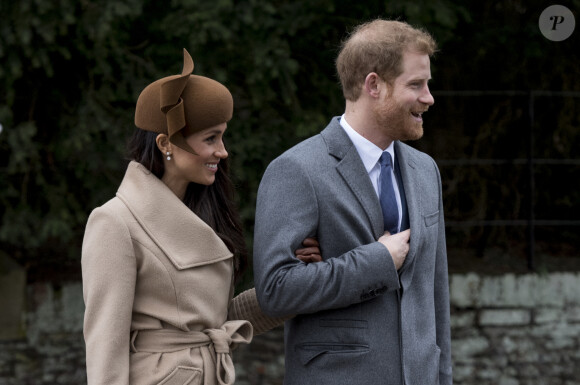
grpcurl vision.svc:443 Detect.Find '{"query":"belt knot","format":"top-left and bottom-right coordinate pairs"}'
top-left (204, 320), bottom-right (253, 385)
top-left (206, 328), bottom-right (232, 354)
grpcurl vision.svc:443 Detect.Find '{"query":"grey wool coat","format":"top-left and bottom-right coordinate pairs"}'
top-left (82, 161), bottom-right (280, 385)
top-left (253, 117), bottom-right (452, 385)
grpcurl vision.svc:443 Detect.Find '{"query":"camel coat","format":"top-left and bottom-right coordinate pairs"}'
top-left (82, 161), bottom-right (277, 385)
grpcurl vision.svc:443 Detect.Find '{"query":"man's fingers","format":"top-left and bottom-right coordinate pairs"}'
top-left (396, 229), bottom-right (411, 242)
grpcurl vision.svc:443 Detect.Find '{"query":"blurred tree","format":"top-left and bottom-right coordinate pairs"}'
top-left (0, 0), bottom-right (578, 281)
top-left (0, 0), bottom-right (148, 278)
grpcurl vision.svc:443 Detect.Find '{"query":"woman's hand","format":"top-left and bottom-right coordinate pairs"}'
top-left (295, 237), bottom-right (322, 263)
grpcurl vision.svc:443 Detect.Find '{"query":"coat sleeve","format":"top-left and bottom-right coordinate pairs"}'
top-left (432, 158), bottom-right (453, 385)
top-left (227, 288), bottom-right (290, 335)
top-left (253, 154), bottom-right (396, 318)
top-left (82, 204), bottom-right (136, 385)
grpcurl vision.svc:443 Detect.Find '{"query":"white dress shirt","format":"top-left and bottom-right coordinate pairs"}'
top-left (339, 115), bottom-right (402, 232)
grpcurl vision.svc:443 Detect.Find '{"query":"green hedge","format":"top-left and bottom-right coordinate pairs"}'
top-left (1, 0), bottom-right (578, 281)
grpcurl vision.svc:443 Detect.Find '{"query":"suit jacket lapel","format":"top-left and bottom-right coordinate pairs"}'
top-left (321, 118), bottom-right (384, 239)
top-left (394, 141), bottom-right (422, 284)
top-left (393, 156), bottom-right (410, 231)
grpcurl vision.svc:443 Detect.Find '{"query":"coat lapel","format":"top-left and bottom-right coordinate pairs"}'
top-left (116, 161), bottom-right (233, 269)
top-left (394, 141), bottom-right (422, 285)
top-left (321, 118), bottom-right (384, 239)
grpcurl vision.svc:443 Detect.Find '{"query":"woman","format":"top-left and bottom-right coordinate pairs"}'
top-left (81, 49), bottom-right (320, 385)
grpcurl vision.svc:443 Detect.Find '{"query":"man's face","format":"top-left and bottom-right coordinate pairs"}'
top-left (373, 51), bottom-right (434, 141)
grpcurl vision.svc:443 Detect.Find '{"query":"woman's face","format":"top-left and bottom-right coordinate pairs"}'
top-left (169, 123), bottom-right (229, 186)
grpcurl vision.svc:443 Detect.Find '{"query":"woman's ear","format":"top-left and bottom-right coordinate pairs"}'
top-left (155, 134), bottom-right (171, 152)
top-left (155, 134), bottom-right (173, 160)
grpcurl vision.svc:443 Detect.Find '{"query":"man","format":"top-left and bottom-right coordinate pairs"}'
top-left (253, 19), bottom-right (452, 385)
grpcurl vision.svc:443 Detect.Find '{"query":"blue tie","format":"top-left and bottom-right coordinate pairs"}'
top-left (379, 152), bottom-right (399, 234)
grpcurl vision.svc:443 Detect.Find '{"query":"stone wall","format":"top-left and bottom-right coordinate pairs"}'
top-left (1, 273), bottom-right (579, 384)
top-left (0, 282), bottom-right (86, 385)
top-left (450, 273), bottom-right (580, 385)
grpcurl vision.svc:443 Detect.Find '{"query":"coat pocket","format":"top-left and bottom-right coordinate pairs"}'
top-left (423, 210), bottom-right (439, 227)
top-left (296, 343), bottom-right (370, 366)
top-left (157, 366), bottom-right (202, 385)
top-left (319, 319), bottom-right (368, 329)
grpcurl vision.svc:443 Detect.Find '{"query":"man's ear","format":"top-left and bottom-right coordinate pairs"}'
top-left (364, 72), bottom-right (385, 98)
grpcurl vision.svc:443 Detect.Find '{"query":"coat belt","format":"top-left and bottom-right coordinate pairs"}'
top-left (130, 320), bottom-right (253, 385)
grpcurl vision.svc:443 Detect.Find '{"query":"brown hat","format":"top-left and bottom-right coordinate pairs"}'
top-left (134, 49), bottom-right (233, 154)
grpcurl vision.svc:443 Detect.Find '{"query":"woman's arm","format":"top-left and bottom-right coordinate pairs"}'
top-left (228, 238), bottom-right (321, 334)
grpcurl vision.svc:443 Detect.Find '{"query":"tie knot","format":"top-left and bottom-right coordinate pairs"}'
top-left (379, 151), bottom-right (392, 168)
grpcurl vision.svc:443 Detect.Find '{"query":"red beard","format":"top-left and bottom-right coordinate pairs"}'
top-left (372, 98), bottom-right (426, 141)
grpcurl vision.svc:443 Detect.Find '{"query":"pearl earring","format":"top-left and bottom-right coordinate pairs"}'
top-left (166, 151), bottom-right (171, 161)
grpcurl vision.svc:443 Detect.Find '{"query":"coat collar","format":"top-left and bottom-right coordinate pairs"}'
top-left (321, 117), bottom-right (384, 238)
top-left (320, 117), bottom-right (352, 160)
top-left (116, 161), bottom-right (232, 269)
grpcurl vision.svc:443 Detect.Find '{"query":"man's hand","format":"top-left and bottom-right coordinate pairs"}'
top-left (295, 237), bottom-right (322, 263)
top-left (378, 229), bottom-right (410, 270)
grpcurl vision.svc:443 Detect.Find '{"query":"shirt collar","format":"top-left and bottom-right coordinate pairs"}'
top-left (339, 114), bottom-right (396, 173)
